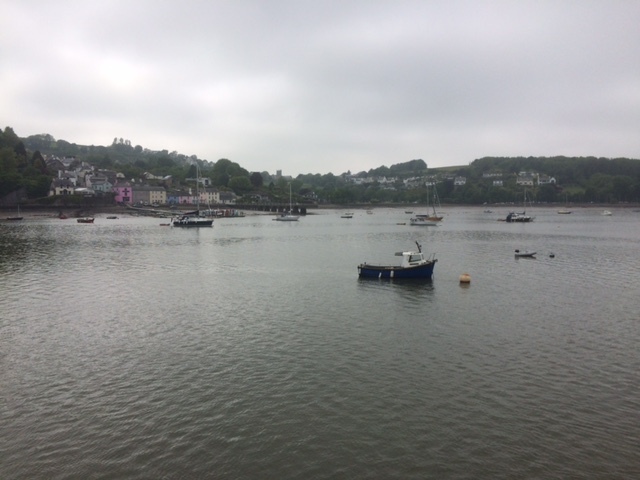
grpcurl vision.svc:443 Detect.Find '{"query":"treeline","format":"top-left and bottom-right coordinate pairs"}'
top-left (278, 156), bottom-right (640, 205)
top-left (22, 133), bottom-right (214, 185)
top-left (452, 156), bottom-right (640, 204)
top-left (2, 126), bottom-right (640, 205)
top-left (0, 127), bottom-right (52, 199)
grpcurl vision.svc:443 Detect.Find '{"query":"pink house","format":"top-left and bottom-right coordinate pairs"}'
top-left (113, 182), bottom-right (133, 204)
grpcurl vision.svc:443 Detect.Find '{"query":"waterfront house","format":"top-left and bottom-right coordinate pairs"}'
top-left (219, 191), bottom-right (237, 205)
top-left (132, 185), bottom-right (167, 205)
top-left (113, 182), bottom-right (133, 204)
top-left (49, 179), bottom-right (76, 196)
top-left (200, 187), bottom-right (220, 206)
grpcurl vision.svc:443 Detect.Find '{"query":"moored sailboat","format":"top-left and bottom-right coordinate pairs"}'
top-left (413, 184), bottom-right (443, 222)
top-left (274, 183), bottom-right (299, 221)
top-left (172, 164), bottom-right (213, 227)
top-left (6, 203), bottom-right (23, 221)
top-left (505, 189), bottom-right (535, 223)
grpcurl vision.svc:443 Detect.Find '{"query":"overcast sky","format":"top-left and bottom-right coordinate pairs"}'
top-left (2, 1), bottom-right (639, 175)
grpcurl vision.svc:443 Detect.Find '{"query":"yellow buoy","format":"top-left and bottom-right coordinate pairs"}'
top-left (459, 273), bottom-right (471, 284)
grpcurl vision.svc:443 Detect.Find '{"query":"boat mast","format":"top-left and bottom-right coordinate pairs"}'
top-left (431, 184), bottom-right (437, 216)
top-left (196, 163), bottom-right (200, 214)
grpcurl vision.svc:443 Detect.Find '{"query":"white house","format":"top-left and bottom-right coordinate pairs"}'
top-left (454, 176), bottom-right (467, 186)
top-left (537, 175), bottom-right (556, 185)
top-left (200, 188), bottom-right (220, 206)
top-left (49, 179), bottom-right (76, 196)
top-left (516, 173), bottom-right (535, 186)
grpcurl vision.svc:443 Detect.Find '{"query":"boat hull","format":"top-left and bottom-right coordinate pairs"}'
top-left (414, 214), bottom-right (443, 222)
top-left (505, 213), bottom-right (533, 222)
top-left (410, 217), bottom-right (438, 226)
top-left (357, 261), bottom-right (436, 279)
top-left (172, 219), bottom-right (213, 227)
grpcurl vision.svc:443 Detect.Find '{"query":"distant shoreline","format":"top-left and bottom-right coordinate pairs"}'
top-left (3, 202), bottom-right (639, 217)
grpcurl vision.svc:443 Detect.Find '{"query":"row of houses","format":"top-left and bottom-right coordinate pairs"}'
top-left (479, 172), bottom-right (557, 187)
top-left (346, 173), bottom-right (462, 188)
top-left (454, 172), bottom-right (558, 187)
top-left (49, 179), bottom-right (237, 206)
top-left (344, 170), bottom-right (557, 190)
top-left (45, 156), bottom-right (237, 206)
top-left (345, 175), bottom-right (445, 189)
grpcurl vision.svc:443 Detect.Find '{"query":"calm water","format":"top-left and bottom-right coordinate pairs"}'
top-left (1, 207), bottom-right (639, 479)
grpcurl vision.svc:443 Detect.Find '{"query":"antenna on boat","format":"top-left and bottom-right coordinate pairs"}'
top-left (415, 241), bottom-right (422, 252)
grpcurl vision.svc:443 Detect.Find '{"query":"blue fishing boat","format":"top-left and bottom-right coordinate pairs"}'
top-left (357, 242), bottom-right (437, 279)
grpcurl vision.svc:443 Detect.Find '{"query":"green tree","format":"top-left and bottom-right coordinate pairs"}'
top-left (612, 175), bottom-right (633, 202)
top-left (536, 184), bottom-right (558, 203)
top-left (228, 176), bottom-right (252, 193)
top-left (250, 172), bottom-right (263, 188)
top-left (586, 173), bottom-right (614, 202)
top-left (1, 127), bottom-right (20, 148)
top-left (157, 156), bottom-right (176, 169)
top-left (211, 159), bottom-right (236, 186)
top-left (95, 155), bottom-right (114, 168)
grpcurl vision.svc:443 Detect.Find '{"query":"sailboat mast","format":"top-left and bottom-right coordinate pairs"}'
top-left (431, 184), bottom-right (437, 216)
top-left (196, 163), bottom-right (200, 213)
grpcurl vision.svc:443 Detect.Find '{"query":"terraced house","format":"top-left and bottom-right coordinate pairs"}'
top-left (132, 185), bottom-right (167, 205)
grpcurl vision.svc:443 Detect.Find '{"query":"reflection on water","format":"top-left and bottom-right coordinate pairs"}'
top-left (1, 209), bottom-right (640, 479)
top-left (358, 277), bottom-right (435, 307)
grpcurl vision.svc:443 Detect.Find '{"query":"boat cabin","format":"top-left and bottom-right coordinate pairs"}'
top-left (397, 249), bottom-right (430, 267)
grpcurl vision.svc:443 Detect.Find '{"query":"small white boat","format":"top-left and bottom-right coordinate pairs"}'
top-left (514, 249), bottom-right (536, 258)
top-left (274, 212), bottom-right (300, 221)
top-left (6, 204), bottom-right (23, 221)
top-left (341, 213), bottom-right (353, 218)
top-left (601, 210), bottom-right (612, 216)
